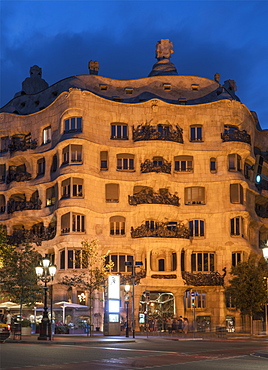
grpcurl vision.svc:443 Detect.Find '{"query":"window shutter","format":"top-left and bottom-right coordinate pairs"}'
top-left (106, 183), bottom-right (119, 202)
top-left (61, 213), bottom-right (70, 232)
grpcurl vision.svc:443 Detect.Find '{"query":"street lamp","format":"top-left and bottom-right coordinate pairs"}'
top-left (35, 255), bottom-right (56, 340)
top-left (125, 260), bottom-right (143, 338)
top-left (124, 284), bottom-right (130, 337)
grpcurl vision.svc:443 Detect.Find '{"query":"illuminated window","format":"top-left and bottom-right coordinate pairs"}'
top-left (46, 185), bottom-right (57, 206)
top-left (110, 216), bottom-right (125, 236)
top-left (43, 126), bottom-right (51, 144)
top-left (191, 252), bottom-right (215, 272)
top-left (111, 124), bottom-right (128, 140)
top-left (64, 117), bottom-right (82, 133)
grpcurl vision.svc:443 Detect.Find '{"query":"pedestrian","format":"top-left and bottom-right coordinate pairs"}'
top-left (167, 317), bottom-right (172, 334)
top-left (5, 310), bottom-right (12, 325)
top-left (183, 318), bottom-right (189, 335)
top-left (178, 316), bottom-right (183, 333)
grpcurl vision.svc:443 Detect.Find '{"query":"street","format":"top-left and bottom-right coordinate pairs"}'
top-left (1, 338), bottom-right (268, 369)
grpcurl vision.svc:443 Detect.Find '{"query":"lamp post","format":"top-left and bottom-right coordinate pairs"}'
top-left (35, 255), bottom-right (56, 340)
top-left (124, 284), bottom-right (130, 337)
top-left (125, 260), bottom-right (143, 338)
top-left (262, 246), bottom-right (268, 335)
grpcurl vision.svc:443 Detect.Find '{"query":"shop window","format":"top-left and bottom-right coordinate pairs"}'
top-left (228, 153), bottom-right (241, 172)
top-left (191, 252), bottom-right (215, 272)
top-left (111, 123), bottom-right (128, 140)
top-left (230, 217), bottom-right (244, 237)
top-left (61, 178), bottom-right (83, 198)
top-left (190, 125), bottom-right (203, 141)
top-left (230, 183), bottom-right (243, 204)
top-left (232, 252), bottom-right (241, 267)
top-left (37, 157), bottom-right (45, 176)
top-left (189, 220), bottom-right (205, 237)
top-left (110, 216), bottom-right (125, 236)
top-left (0, 194), bottom-right (5, 213)
top-left (210, 158), bottom-right (217, 173)
top-left (43, 126), bottom-right (51, 144)
top-left (184, 291), bottom-right (206, 309)
top-left (62, 145), bottom-right (82, 165)
top-left (46, 184), bottom-right (57, 206)
top-left (116, 153), bottom-right (134, 171)
top-left (100, 151), bottom-right (108, 170)
top-left (185, 187), bottom-right (205, 205)
top-left (64, 117), bottom-right (82, 133)
top-left (174, 156), bottom-right (193, 172)
top-left (105, 183), bottom-right (119, 203)
top-left (105, 254), bottom-right (134, 273)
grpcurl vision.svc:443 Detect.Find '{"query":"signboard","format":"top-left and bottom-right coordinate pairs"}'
top-left (108, 275), bottom-right (120, 300)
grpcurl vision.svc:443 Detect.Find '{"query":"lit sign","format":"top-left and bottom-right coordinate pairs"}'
top-left (108, 275), bottom-right (120, 299)
top-left (109, 314), bottom-right (119, 323)
top-left (108, 300), bottom-right (120, 313)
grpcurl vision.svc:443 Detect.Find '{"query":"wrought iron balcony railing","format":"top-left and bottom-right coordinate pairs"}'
top-left (182, 269), bottom-right (226, 286)
top-left (9, 133), bottom-right (37, 153)
top-left (7, 223), bottom-right (56, 246)
top-left (7, 197), bottom-right (42, 214)
top-left (129, 188), bottom-right (180, 206)
top-left (6, 167), bottom-right (32, 184)
top-left (141, 159), bottom-right (171, 174)
top-left (131, 221), bottom-right (190, 239)
top-left (133, 124), bottom-right (183, 143)
top-left (221, 129), bottom-right (251, 144)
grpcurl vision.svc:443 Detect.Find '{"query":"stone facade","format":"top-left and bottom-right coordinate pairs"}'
top-left (0, 40), bottom-right (268, 332)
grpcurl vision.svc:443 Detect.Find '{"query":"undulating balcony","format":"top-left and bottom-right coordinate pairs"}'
top-left (182, 270), bottom-right (226, 286)
top-left (9, 133), bottom-right (37, 153)
top-left (133, 124), bottom-right (183, 143)
top-left (131, 221), bottom-right (190, 239)
top-left (7, 222), bottom-right (56, 246)
top-left (6, 166), bottom-right (32, 184)
top-left (141, 159), bottom-right (171, 174)
top-left (128, 188), bottom-right (180, 206)
top-left (221, 129), bottom-right (251, 144)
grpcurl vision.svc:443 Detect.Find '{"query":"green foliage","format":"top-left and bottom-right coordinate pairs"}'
top-left (0, 225), bottom-right (42, 306)
top-left (225, 255), bottom-right (268, 317)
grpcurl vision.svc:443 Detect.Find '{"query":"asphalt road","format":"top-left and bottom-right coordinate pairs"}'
top-left (1, 338), bottom-right (268, 370)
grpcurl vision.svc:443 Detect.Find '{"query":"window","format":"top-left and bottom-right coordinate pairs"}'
top-left (228, 154), bottom-right (241, 171)
top-left (100, 151), bottom-right (108, 170)
top-left (232, 252), bottom-right (241, 267)
top-left (111, 123), bottom-right (128, 140)
top-left (59, 249), bottom-right (88, 270)
top-left (230, 217), bottom-right (244, 236)
top-left (244, 161), bottom-right (252, 179)
top-left (191, 84), bottom-right (199, 91)
top-left (189, 220), bottom-right (205, 237)
top-left (99, 84), bottom-right (107, 90)
top-left (105, 254), bottom-right (134, 273)
top-left (105, 183), bottom-right (119, 203)
top-left (163, 83), bottom-right (171, 90)
top-left (184, 291), bottom-right (206, 309)
top-left (225, 294), bottom-right (236, 308)
top-left (116, 153), bottom-right (134, 171)
top-left (230, 184), bottom-right (243, 204)
top-left (190, 125), bottom-right (202, 141)
top-left (210, 158), bottom-right (217, 172)
top-left (43, 126), bottom-right (51, 144)
top-left (0, 164), bottom-right (6, 182)
top-left (46, 185), bottom-right (57, 206)
top-left (145, 220), bottom-right (157, 230)
top-left (110, 216), bottom-right (125, 236)
top-left (158, 259), bottom-right (165, 271)
top-left (174, 156), bottom-right (193, 172)
top-left (1, 136), bottom-right (9, 152)
top-left (191, 252), bottom-right (215, 272)
top-left (37, 157), bottom-right (45, 176)
top-left (61, 212), bottom-right (85, 233)
top-left (64, 117), bottom-right (82, 133)
top-left (185, 187), bottom-right (205, 205)
top-left (61, 178), bottom-right (83, 198)
top-left (125, 88), bottom-right (133, 94)
top-left (0, 195), bottom-right (5, 213)
top-left (153, 156), bottom-right (163, 166)
top-left (62, 145), bottom-right (82, 165)
top-left (51, 154), bottom-right (58, 173)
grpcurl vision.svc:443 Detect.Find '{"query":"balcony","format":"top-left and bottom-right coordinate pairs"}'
top-left (182, 270), bottom-right (226, 286)
top-left (7, 197), bottom-right (41, 214)
top-left (141, 159), bottom-right (171, 174)
top-left (131, 221), bottom-right (190, 239)
top-left (133, 124), bottom-right (183, 143)
top-left (128, 188), bottom-right (180, 206)
top-left (221, 129), bottom-right (251, 144)
top-left (6, 167), bottom-right (32, 184)
top-left (7, 222), bottom-right (56, 246)
top-left (9, 133), bottom-right (37, 153)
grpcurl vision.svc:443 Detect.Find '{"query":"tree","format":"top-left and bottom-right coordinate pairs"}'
top-left (225, 255), bottom-right (268, 334)
top-left (60, 239), bottom-right (113, 336)
top-left (0, 225), bottom-right (42, 321)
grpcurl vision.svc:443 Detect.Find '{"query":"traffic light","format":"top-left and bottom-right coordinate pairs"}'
top-left (253, 155), bottom-right (264, 184)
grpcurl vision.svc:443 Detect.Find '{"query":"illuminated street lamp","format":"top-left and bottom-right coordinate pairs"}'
top-left (124, 284), bottom-right (130, 337)
top-left (35, 255), bottom-right (56, 340)
top-left (125, 260), bottom-right (143, 338)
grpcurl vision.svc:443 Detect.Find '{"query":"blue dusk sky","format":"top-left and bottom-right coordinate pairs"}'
top-left (1, 0), bottom-right (268, 130)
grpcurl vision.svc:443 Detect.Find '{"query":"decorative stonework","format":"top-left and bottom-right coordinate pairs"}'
top-left (120, 269), bottom-right (146, 285)
top-left (221, 129), bottom-right (251, 144)
top-left (155, 39), bottom-right (174, 60)
top-left (133, 123), bottom-right (183, 143)
top-left (128, 188), bottom-right (180, 206)
top-left (151, 274), bottom-right (177, 279)
top-left (131, 221), bottom-right (190, 239)
top-left (182, 269), bottom-right (227, 286)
